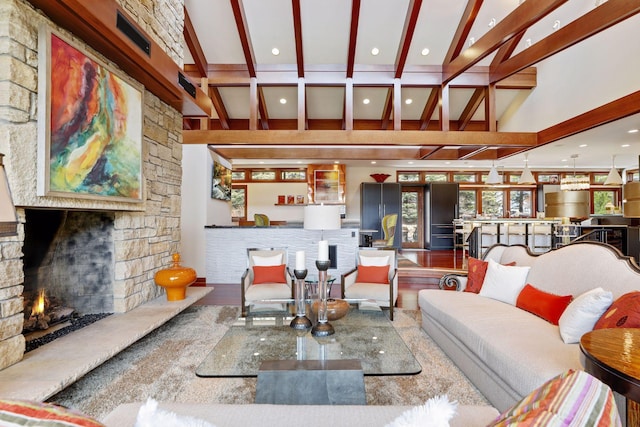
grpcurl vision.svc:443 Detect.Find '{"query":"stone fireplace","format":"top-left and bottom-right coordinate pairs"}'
top-left (0, 0), bottom-right (186, 370)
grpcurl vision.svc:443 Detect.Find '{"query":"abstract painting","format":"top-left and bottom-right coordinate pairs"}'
top-left (212, 162), bottom-right (232, 201)
top-left (37, 27), bottom-right (143, 202)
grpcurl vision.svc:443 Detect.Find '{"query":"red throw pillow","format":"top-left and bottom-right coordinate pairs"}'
top-left (356, 265), bottom-right (390, 284)
top-left (516, 284), bottom-right (573, 325)
top-left (465, 258), bottom-right (517, 293)
top-left (465, 257), bottom-right (488, 293)
top-left (594, 291), bottom-right (640, 329)
top-left (252, 264), bottom-right (286, 284)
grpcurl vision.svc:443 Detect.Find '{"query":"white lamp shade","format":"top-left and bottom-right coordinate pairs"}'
top-left (519, 165), bottom-right (536, 184)
top-left (604, 167), bottom-right (622, 185)
top-left (304, 205), bottom-right (341, 230)
top-left (486, 165), bottom-right (502, 185)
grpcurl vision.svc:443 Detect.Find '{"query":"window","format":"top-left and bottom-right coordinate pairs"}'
top-left (231, 185), bottom-right (247, 220)
top-left (281, 170), bottom-right (306, 181)
top-left (593, 190), bottom-right (616, 215)
top-left (251, 170), bottom-right (276, 180)
top-left (232, 171), bottom-right (246, 181)
top-left (592, 173), bottom-right (608, 184)
top-left (454, 173), bottom-right (476, 183)
top-left (424, 173), bottom-right (448, 182)
top-left (509, 190), bottom-right (532, 217)
top-left (481, 190), bottom-right (504, 216)
top-left (459, 190), bottom-right (477, 217)
top-left (398, 172), bottom-right (420, 182)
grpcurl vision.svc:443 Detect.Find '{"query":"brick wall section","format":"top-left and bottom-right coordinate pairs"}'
top-left (0, 0), bottom-right (185, 369)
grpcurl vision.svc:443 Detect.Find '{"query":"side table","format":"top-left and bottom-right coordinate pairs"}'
top-left (580, 328), bottom-right (640, 426)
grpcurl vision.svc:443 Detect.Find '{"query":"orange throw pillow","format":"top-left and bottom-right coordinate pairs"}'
top-left (594, 291), bottom-right (640, 329)
top-left (516, 284), bottom-right (573, 325)
top-left (465, 257), bottom-right (516, 293)
top-left (253, 264), bottom-right (287, 284)
top-left (356, 265), bottom-right (390, 284)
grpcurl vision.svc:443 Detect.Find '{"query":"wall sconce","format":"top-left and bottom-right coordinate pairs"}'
top-left (0, 153), bottom-right (18, 237)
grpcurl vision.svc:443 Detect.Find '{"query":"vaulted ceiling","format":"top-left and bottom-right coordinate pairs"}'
top-left (180, 0), bottom-right (640, 170)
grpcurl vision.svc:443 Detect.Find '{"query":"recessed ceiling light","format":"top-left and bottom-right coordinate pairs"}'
top-left (561, 159), bottom-right (568, 162)
top-left (629, 129), bottom-right (639, 133)
top-left (371, 47), bottom-right (379, 56)
top-left (259, 161), bottom-right (265, 164)
top-left (363, 98), bottom-right (370, 105)
top-left (371, 161), bottom-right (377, 164)
top-left (421, 48), bottom-right (430, 56)
top-left (279, 98), bottom-right (287, 104)
top-left (579, 144), bottom-right (588, 148)
top-left (334, 160), bottom-right (340, 164)
top-left (468, 37), bottom-right (475, 46)
top-left (525, 38), bottom-right (532, 47)
top-left (622, 144), bottom-right (631, 148)
top-left (445, 161), bottom-right (451, 165)
top-left (408, 161), bottom-right (414, 165)
top-left (488, 18), bottom-right (496, 28)
top-left (405, 99), bottom-right (413, 105)
top-left (552, 20), bottom-right (561, 30)
top-left (271, 47), bottom-right (280, 56)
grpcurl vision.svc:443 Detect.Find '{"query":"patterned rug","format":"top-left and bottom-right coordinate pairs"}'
top-left (47, 305), bottom-right (489, 421)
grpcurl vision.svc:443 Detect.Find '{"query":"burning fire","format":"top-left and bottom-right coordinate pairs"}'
top-left (31, 289), bottom-right (47, 317)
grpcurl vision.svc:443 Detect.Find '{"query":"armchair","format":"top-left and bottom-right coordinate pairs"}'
top-left (372, 214), bottom-right (398, 247)
top-left (241, 248), bottom-right (293, 316)
top-left (341, 249), bottom-right (398, 320)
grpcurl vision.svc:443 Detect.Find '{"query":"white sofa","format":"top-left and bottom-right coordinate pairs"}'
top-left (418, 241), bottom-right (640, 413)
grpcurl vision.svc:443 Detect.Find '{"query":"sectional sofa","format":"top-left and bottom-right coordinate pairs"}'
top-left (418, 241), bottom-right (640, 416)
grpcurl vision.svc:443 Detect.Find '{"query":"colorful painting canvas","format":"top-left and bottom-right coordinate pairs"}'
top-left (38, 27), bottom-right (143, 202)
top-left (212, 162), bottom-right (232, 201)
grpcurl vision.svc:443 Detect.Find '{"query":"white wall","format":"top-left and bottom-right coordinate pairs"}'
top-left (180, 146), bottom-right (232, 276)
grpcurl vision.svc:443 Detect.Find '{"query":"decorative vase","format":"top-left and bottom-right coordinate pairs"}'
top-left (154, 253), bottom-right (196, 301)
top-left (370, 173), bottom-right (391, 183)
top-left (312, 298), bottom-right (350, 321)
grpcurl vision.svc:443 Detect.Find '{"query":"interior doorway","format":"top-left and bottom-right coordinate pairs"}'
top-left (401, 187), bottom-right (424, 248)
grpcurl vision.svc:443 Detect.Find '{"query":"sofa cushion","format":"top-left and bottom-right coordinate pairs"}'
top-left (135, 398), bottom-right (214, 427)
top-left (479, 259), bottom-right (530, 305)
top-left (252, 254), bottom-right (283, 266)
top-left (385, 395), bottom-right (457, 427)
top-left (359, 254), bottom-right (389, 266)
top-left (516, 284), bottom-right (572, 325)
top-left (558, 287), bottom-right (613, 344)
top-left (419, 290), bottom-right (583, 401)
top-left (465, 257), bottom-right (488, 293)
top-left (252, 264), bottom-right (287, 284)
top-left (487, 370), bottom-right (621, 426)
top-left (356, 265), bottom-right (390, 284)
top-left (594, 291), bottom-right (640, 330)
top-left (0, 399), bottom-right (105, 427)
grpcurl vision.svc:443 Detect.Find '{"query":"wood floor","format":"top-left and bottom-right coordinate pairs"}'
top-left (194, 249), bottom-right (465, 310)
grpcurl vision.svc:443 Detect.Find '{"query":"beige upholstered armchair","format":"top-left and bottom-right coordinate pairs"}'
top-left (341, 249), bottom-right (398, 320)
top-left (241, 248), bottom-right (293, 316)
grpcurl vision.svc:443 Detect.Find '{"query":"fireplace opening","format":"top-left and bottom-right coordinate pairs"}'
top-left (22, 209), bottom-right (116, 350)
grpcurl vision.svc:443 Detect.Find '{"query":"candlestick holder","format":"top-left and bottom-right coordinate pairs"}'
top-left (311, 259), bottom-right (334, 337)
top-left (290, 269), bottom-right (312, 330)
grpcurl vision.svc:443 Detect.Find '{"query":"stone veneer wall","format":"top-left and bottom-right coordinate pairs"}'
top-left (0, 0), bottom-right (185, 370)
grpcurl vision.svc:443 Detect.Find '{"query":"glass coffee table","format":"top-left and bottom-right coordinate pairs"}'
top-left (196, 303), bottom-right (421, 377)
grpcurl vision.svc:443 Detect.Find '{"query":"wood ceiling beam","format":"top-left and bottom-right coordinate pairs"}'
top-left (443, 0), bottom-right (483, 65)
top-left (292, 0), bottom-right (305, 78)
top-left (183, 7), bottom-right (207, 78)
top-left (183, 129), bottom-right (537, 146)
top-left (210, 146), bottom-right (423, 161)
top-left (458, 87), bottom-right (486, 131)
top-left (442, 0), bottom-right (568, 84)
top-left (418, 146), bottom-right (441, 159)
top-left (257, 87), bottom-right (269, 130)
top-left (26, 0), bottom-right (212, 117)
top-left (490, 30), bottom-right (524, 67)
top-left (491, 1), bottom-right (640, 83)
top-left (419, 87), bottom-right (439, 131)
top-left (381, 88), bottom-right (393, 130)
top-left (230, 0), bottom-right (257, 78)
top-left (346, 0), bottom-right (362, 78)
top-left (208, 86), bottom-right (230, 130)
top-left (538, 90), bottom-right (640, 146)
top-left (394, 0), bottom-right (423, 79)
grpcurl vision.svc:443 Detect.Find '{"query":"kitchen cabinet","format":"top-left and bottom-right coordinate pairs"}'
top-left (360, 183), bottom-right (402, 248)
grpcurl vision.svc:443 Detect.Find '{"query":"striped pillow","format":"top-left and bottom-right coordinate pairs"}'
top-left (488, 370), bottom-right (621, 426)
top-left (0, 400), bottom-right (105, 426)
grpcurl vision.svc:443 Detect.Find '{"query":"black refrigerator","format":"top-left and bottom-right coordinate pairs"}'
top-left (360, 182), bottom-right (402, 248)
top-left (425, 183), bottom-right (459, 250)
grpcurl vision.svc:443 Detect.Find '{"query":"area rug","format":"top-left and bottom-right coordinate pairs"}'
top-left (47, 305), bottom-right (489, 421)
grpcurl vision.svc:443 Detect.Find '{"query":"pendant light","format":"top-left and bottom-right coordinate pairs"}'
top-left (604, 155), bottom-right (622, 185)
top-left (486, 161), bottom-right (502, 185)
top-left (519, 153), bottom-right (536, 184)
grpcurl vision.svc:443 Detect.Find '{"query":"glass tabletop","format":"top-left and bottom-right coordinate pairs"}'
top-left (196, 307), bottom-right (421, 377)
